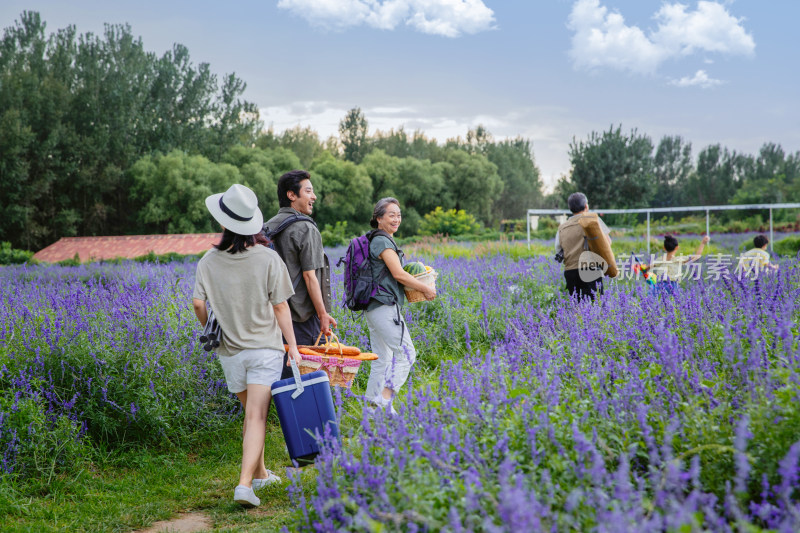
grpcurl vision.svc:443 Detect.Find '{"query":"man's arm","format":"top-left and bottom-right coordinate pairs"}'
top-left (302, 270), bottom-right (337, 335)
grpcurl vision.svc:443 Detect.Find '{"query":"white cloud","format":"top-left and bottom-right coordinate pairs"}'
top-left (653, 2), bottom-right (755, 56)
top-left (669, 69), bottom-right (724, 88)
top-left (276, 0), bottom-right (495, 37)
top-left (568, 0), bottom-right (755, 75)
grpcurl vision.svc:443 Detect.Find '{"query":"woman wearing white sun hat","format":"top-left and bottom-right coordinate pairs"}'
top-left (192, 183), bottom-right (302, 508)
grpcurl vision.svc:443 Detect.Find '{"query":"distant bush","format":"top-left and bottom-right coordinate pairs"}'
top-left (0, 242), bottom-right (35, 265)
top-left (57, 253), bottom-right (81, 267)
top-left (500, 216), bottom-right (559, 239)
top-left (774, 236), bottom-right (800, 257)
top-left (132, 251), bottom-right (204, 264)
top-left (320, 221), bottom-right (351, 247)
top-left (419, 207), bottom-right (480, 237)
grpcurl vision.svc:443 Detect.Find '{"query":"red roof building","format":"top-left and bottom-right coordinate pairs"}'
top-left (33, 233), bottom-right (222, 263)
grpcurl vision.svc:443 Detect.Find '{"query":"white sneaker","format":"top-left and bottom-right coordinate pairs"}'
top-left (252, 471), bottom-right (282, 489)
top-left (234, 485), bottom-right (261, 507)
top-left (374, 396), bottom-right (398, 416)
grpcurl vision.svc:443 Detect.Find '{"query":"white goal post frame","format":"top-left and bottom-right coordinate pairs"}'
top-left (526, 203), bottom-right (800, 256)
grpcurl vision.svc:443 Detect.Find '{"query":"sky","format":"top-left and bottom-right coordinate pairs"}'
top-left (2, 0), bottom-right (798, 191)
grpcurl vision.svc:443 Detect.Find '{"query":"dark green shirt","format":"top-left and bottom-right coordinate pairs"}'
top-left (264, 207), bottom-right (331, 323)
top-left (367, 234), bottom-right (405, 311)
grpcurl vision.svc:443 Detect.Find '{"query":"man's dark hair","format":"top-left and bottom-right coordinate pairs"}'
top-left (753, 234), bottom-right (769, 248)
top-left (214, 228), bottom-right (269, 254)
top-left (567, 192), bottom-right (588, 214)
top-left (277, 170), bottom-right (311, 208)
top-left (664, 235), bottom-right (679, 253)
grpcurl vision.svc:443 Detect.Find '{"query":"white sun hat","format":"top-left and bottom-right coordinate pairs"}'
top-left (205, 184), bottom-right (264, 235)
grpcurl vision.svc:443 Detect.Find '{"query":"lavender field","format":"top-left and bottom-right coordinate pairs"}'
top-left (2, 241), bottom-right (799, 532)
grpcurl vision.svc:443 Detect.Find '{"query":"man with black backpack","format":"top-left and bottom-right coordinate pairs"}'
top-left (264, 170), bottom-right (336, 379)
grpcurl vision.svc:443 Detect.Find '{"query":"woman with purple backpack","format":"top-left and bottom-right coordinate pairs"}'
top-left (363, 197), bottom-right (436, 414)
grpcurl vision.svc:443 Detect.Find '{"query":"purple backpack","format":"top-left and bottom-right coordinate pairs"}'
top-left (339, 230), bottom-right (396, 311)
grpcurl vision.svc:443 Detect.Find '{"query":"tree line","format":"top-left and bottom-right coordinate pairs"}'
top-left (2, 12), bottom-right (798, 251)
top-left (0, 12), bottom-right (542, 250)
top-left (555, 125), bottom-right (800, 219)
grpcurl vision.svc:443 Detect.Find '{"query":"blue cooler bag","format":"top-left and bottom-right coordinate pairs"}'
top-left (271, 359), bottom-right (339, 465)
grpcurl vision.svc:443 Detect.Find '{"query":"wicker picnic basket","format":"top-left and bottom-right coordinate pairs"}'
top-left (404, 269), bottom-right (438, 303)
top-left (296, 333), bottom-right (363, 388)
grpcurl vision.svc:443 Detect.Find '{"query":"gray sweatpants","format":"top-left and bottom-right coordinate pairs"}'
top-left (364, 304), bottom-right (417, 401)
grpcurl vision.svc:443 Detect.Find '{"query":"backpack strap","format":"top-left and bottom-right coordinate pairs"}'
top-left (264, 213), bottom-right (317, 290)
top-left (364, 230), bottom-right (406, 343)
top-left (366, 229), bottom-right (400, 295)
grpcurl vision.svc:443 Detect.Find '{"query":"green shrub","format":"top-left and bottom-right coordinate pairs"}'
top-left (774, 236), bottom-right (800, 257)
top-left (0, 242), bottom-right (35, 265)
top-left (57, 253), bottom-right (81, 266)
top-left (320, 221), bottom-right (351, 247)
top-left (132, 251), bottom-right (203, 264)
top-left (0, 393), bottom-right (87, 479)
top-left (419, 207), bottom-right (481, 237)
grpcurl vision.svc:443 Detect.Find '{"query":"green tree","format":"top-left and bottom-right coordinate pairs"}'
top-left (273, 126), bottom-right (326, 169)
top-left (686, 145), bottom-right (746, 206)
top-left (439, 148), bottom-right (502, 225)
top-left (732, 143), bottom-right (800, 210)
top-left (484, 137), bottom-right (543, 218)
top-left (220, 145), bottom-right (301, 216)
top-left (0, 11), bottom-right (259, 249)
top-left (567, 125), bottom-right (655, 210)
top-left (310, 152), bottom-right (373, 230)
top-left (130, 150), bottom-right (241, 234)
top-left (361, 150), bottom-right (446, 235)
top-left (338, 107), bottom-right (370, 164)
top-left (652, 135), bottom-right (692, 208)
top-left (372, 127), bottom-right (411, 158)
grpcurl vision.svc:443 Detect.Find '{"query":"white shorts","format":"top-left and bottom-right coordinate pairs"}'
top-left (217, 348), bottom-right (284, 393)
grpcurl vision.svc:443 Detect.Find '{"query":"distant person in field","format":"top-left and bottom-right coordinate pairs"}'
top-left (192, 183), bottom-right (302, 508)
top-left (264, 170), bottom-right (336, 380)
top-left (739, 234), bottom-right (779, 276)
top-left (364, 197), bottom-right (435, 415)
top-left (647, 234), bottom-right (710, 294)
top-left (555, 192), bottom-right (612, 301)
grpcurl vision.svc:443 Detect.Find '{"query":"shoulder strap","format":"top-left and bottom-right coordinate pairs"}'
top-left (366, 229), bottom-right (398, 251)
top-left (267, 213), bottom-right (316, 237)
top-left (265, 213), bottom-right (317, 290)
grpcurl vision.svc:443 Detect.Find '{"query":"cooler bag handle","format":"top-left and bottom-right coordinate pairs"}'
top-left (289, 352), bottom-right (305, 399)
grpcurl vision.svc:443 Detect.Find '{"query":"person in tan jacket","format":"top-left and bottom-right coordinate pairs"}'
top-left (554, 192), bottom-right (612, 301)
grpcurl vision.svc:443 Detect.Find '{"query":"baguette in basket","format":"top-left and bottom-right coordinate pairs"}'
top-left (286, 332), bottom-right (377, 388)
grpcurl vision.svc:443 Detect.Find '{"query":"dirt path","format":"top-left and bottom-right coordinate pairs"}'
top-left (138, 512), bottom-right (212, 532)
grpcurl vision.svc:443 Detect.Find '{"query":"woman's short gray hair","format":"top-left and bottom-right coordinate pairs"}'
top-left (370, 197), bottom-right (400, 228)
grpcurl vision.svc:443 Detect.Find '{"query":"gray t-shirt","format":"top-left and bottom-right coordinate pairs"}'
top-left (193, 245), bottom-right (294, 356)
top-left (367, 234), bottom-right (405, 311)
top-left (264, 207), bottom-right (331, 323)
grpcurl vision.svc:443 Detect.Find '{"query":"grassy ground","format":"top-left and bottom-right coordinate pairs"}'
top-left (0, 413), bottom-right (310, 532)
top-left (0, 367), bottom-right (441, 533)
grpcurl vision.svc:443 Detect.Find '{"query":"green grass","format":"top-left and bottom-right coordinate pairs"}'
top-left (0, 414), bottom-right (314, 532)
top-left (0, 379), bottom-right (440, 532)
